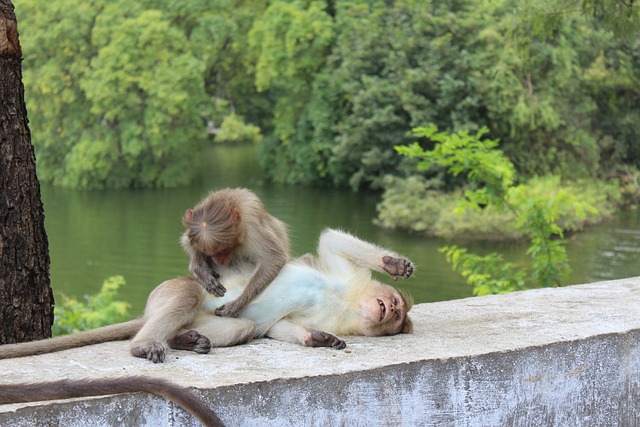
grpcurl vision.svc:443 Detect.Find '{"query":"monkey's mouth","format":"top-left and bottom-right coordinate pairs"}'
top-left (377, 299), bottom-right (386, 321)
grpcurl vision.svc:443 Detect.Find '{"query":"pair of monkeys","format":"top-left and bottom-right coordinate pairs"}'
top-left (0, 188), bottom-right (415, 362)
top-left (0, 188), bottom-right (415, 425)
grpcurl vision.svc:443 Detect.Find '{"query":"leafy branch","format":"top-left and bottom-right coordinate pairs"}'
top-left (396, 125), bottom-right (599, 295)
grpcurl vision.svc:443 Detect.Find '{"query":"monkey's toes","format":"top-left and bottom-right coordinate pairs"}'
top-left (194, 335), bottom-right (211, 354)
top-left (382, 256), bottom-right (414, 280)
top-left (168, 330), bottom-right (211, 354)
top-left (130, 342), bottom-right (166, 363)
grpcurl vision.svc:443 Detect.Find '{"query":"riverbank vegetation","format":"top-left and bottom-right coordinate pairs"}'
top-left (52, 276), bottom-right (130, 336)
top-left (15, 0), bottom-right (640, 190)
top-left (13, 0), bottom-right (639, 294)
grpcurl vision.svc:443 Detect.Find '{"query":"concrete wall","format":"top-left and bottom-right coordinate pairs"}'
top-left (1, 277), bottom-right (639, 426)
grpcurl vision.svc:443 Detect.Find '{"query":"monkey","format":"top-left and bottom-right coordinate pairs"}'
top-left (204, 228), bottom-right (415, 347)
top-left (0, 229), bottom-right (414, 363)
top-left (0, 376), bottom-right (223, 427)
top-left (181, 188), bottom-right (290, 318)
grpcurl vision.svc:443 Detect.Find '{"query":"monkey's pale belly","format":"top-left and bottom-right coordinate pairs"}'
top-left (202, 263), bottom-right (343, 325)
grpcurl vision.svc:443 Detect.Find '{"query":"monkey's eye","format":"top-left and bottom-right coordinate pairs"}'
top-left (394, 311), bottom-right (400, 321)
top-left (393, 297), bottom-right (398, 306)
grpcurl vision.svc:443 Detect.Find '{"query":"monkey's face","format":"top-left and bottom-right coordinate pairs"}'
top-left (209, 246), bottom-right (235, 266)
top-left (359, 284), bottom-right (409, 336)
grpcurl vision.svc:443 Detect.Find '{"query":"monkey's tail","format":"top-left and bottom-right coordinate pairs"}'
top-left (0, 376), bottom-right (224, 427)
top-left (0, 319), bottom-right (144, 359)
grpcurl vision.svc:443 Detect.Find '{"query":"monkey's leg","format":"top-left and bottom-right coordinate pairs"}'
top-left (266, 319), bottom-right (346, 349)
top-left (130, 278), bottom-right (205, 363)
top-left (188, 315), bottom-right (257, 347)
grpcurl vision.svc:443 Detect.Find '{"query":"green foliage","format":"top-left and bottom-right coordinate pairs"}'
top-left (15, 0), bottom-right (266, 189)
top-left (14, 0), bottom-right (640, 189)
top-left (514, 0), bottom-right (640, 38)
top-left (397, 125), bottom-right (516, 208)
top-left (378, 174), bottom-right (617, 239)
top-left (440, 246), bottom-right (527, 296)
top-left (388, 126), bottom-right (614, 293)
top-left (258, 0), bottom-right (640, 189)
top-left (52, 276), bottom-right (130, 336)
top-left (17, 1), bottom-right (208, 188)
top-left (215, 114), bottom-right (262, 145)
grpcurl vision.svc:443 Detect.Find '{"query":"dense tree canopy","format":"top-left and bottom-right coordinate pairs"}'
top-left (13, 0), bottom-right (640, 190)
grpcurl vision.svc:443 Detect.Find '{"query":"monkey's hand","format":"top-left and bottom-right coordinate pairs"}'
top-left (305, 330), bottom-right (347, 350)
top-left (382, 256), bottom-right (414, 281)
top-left (202, 276), bottom-right (226, 297)
top-left (215, 300), bottom-right (243, 318)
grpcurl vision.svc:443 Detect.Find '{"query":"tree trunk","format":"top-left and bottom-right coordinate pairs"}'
top-left (0, 0), bottom-right (54, 343)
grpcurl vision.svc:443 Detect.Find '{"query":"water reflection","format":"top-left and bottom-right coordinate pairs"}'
top-left (41, 144), bottom-right (640, 318)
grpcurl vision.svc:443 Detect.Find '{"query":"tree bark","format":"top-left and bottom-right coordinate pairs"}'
top-left (0, 0), bottom-right (54, 343)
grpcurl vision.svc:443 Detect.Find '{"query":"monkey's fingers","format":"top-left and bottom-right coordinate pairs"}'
top-left (306, 331), bottom-right (347, 349)
top-left (215, 302), bottom-right (241, 317)
top-left (382, 256), bottom-right (414, 279)
top-left (205, 280), bottom-right (227, 297)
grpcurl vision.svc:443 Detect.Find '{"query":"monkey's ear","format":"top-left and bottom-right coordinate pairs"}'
top-left (401, 316), bottom-right (413, 334)
top-left (185, 209), bottom-right (193, 222)
top-left (231, 208), bottom-right (241, 224)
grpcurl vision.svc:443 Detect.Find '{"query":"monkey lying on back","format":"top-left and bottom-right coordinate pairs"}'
top-left (181, 188), bottom-right (290, 317)
top-left (0, 229), bottom-right (414, 363)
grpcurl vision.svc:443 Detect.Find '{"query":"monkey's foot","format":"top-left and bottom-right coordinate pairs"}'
top-left (382, 256), bottom-right (414, 280)
top-left (204, 278), bottom-right (227, 297)
top-left (215, 301), bottom-right (243, 318)
top-left (305, 330), bottom-right (346, 350)
top-left (130, 342), bottom-right (166, 363)
top-left (168, 330), bottom-right (211, 354)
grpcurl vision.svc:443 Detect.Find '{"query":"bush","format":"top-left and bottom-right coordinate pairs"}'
top-left (378, 175), bottom-right (619, 239)
top-left (52, 276), bottom-right (131, 336)
top-left (382, 125), bottom-right (619, 294)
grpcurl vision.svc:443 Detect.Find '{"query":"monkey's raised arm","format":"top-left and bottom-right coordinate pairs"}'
top-left (316, 229), bottom-right (414, 280)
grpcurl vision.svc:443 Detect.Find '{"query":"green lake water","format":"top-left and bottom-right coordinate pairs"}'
top-left (41, 144), bottom-right (640, 318)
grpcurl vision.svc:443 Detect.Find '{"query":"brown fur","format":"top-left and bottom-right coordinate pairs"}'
top-left (0, 376), bottom-right (223, 427)
top-left (0, 319), bottom-right (143, 359)
top-left (0, 229), bottom-right (413, 364)
top-left (181, 188), bottom-right (290, 317)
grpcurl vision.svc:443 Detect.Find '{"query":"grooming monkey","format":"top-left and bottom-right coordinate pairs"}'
top-left (0, 229), bottom-right (414, 363)
top-left (181, 188), bottom-right (290, 317)
top-left (0, 376), bottom-right (223, 427)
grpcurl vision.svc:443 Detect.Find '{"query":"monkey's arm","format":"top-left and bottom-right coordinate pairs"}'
top-left (317, 228), bottom-right (414, 280)
top-left (266, 319), bottom-right (346, 349)
top-left (190, 250), bottom-right (226, 297)
top-left (215, 221), bottom-right (289, 317)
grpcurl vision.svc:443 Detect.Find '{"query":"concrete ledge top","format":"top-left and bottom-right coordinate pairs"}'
top-left (1, 276), bottom-right (640, 411)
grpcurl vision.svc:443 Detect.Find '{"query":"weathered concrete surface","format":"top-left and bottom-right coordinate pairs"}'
top-left (1, 277), bottom-right (639, 426)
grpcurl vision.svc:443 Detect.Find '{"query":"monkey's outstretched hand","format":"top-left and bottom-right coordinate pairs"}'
top-left (382, 256), bottom-right (414, 281)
